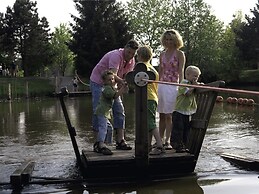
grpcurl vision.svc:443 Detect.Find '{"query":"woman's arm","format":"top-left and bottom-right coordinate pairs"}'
top-left (177, 50), bottom-right (186, 82)
top-left (158, 53), bottom-right (163, 77)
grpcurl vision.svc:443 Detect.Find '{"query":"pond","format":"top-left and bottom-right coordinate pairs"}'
top-left (0, 89), bottom-right (259, 193)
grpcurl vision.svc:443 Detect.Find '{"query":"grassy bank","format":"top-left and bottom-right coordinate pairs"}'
top-left (239, 69), bottom-right (259, 83)
top-left (1, 69), bottom-right (258, 100)
top-left (0, 77), bottom-right (55, 100)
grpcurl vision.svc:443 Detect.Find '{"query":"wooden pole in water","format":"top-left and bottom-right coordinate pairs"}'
top-left (25, 81), bottom-right (29, 98)
top-left (143, 79), bottom-right (259, 96)
top-left (57, 88), bottom-right (83, 170)
top-left (8, 83), bottom-right (11, 100)
top-left (55, 76), bottom-right (58, 93)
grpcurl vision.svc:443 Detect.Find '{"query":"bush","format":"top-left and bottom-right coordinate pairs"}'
top-left (239, 69), bottom-right (259, 83)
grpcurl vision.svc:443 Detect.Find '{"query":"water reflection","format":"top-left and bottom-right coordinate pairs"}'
top-left (0, 93), bottom-right (259, 193)
top-left (199, 174), bottom-right (259, 194)
top-left (84, 176), bottom-right (204, 194)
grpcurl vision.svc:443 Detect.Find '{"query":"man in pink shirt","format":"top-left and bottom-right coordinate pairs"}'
top-left (90, 40), bottom-right (139, 150)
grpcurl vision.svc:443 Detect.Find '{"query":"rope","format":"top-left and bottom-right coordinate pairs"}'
top-left (142, 79), bottom-right (259, 96)
top-left (75, 70), bottom-right (90, 87)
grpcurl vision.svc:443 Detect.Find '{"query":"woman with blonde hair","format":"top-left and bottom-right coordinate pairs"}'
top-left (157, 29), bottom-right (186, 150)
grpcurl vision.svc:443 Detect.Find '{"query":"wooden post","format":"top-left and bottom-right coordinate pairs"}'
top-left (57, 87), bottom-right (83, 170)
top-left (55, 76), bottom-right (57, 93)
top-left (8, 83), bottom-right (11, 100)
top-left (25, 81), bottom-right (29, 98)
top-left (126, 63), bottom-right (156, 169)
top-left (10, 161), bottom-right (35, 190)
top-left (135, 75), bottom-right (149, 167)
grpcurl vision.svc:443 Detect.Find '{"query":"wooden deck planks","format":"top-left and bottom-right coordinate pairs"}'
top-left (81, 148), bottom-right (196, 184)
top-left (82, 148), bottom-right (192, 162)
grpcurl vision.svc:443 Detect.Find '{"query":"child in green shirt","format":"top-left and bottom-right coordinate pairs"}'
top-left (170, 65), bottom-right (201, 153)
top-left (94, 70), bottom-right (128, 155)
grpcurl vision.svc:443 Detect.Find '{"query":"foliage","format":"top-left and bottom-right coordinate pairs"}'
top-left (0, 0), bottom-right (258, 84)
top-left (126, 0), bottom-right (224, 82)
top-left (217, 12), bottom-right (244, 82)
top-left (239, 69), bottom-right (259, 83)
top-left (126, 0), bottom-right (173, 53)
top-left (172, 0), bottom-right (224, 82)
top-left (235, 0), bottom-right (259, 70)
top-left (50, 23), bottom-right (75, 76)
top-left (0, 13), bottom-right (8, 64)
top-left (70, 0), bottom-right (134, 77)
top-left (0, 0), bottom-right (53, 77)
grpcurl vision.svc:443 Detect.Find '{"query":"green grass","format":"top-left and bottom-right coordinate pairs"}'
top-left (239, 69), bottom-right (259, 83)
top-left (0, 77), bottom-right (55, 99)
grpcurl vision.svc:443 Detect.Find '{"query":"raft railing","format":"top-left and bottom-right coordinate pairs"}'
top-left (187, 81), bottom-right (225, 160)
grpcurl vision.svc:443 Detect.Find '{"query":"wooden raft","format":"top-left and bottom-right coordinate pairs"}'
top-left (76, 63), bottom-right (225, 184)
top-left (221, 153), bottom-right (259, 171)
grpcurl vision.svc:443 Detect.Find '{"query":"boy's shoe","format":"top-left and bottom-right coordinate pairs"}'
top-left (163, 142), bottom-right (173, 150)
top-left (175, 144), bottom-right (190, 153)
top-left (93, 142), bottom-right (99, 153)
top-left (93, 142), bottom-right (113, 155)
top-left (98, 147), bottom-right (113, 155)
top-left (116, 139), bottom-right (132, 150)
top-left (175, 148), bottom-right (186, 153)
top-left (149, 147), bottom-right (165, 155)
top-left (152, 143), bottom-right (157, 148)
top-left (170, 142), bottom-right (178, 150)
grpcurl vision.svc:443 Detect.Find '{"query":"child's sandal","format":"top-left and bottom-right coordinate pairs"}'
top-left (116, 139), bottom-right (132, 150)
top-left (149, 147), bottom-right (165, 155)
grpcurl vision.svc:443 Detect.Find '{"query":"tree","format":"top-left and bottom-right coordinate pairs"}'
top-left (0, 13), bottom-right (8, 65)
top-left (1, 0), bottom-right (52, 76)
top-left (235, 0), bottom-right (259, 69)
top-left (0, 7), bottom-right (17, 67)
top-left (167, 0), bottom-right (225, 82)
top-left (70, 0), bottom-right (133, 77)
top-left (125, 0), bottom-right (224, 82)
top-left (126, 0), bottom-right (173, 52)
top-left (50, 23), bottom-right (75, 76)
top-left (216, 11), bottom-right (244, 82)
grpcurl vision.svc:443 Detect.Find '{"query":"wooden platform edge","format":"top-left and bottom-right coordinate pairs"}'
top-left (10, 161), bottom-right (35, 189)
top-left (220, 153), bottom-right (259, 171)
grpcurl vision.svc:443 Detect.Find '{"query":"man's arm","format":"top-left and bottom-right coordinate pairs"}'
top-left (110, 68), bottom-right (127, 87)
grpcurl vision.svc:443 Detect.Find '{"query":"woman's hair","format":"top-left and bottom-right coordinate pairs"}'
top-left (160, 29), bottom-right (184, 49)
top-left (137, 45), bottom-right (153, 62)
top-left (101, 70), bottom-right (114, 81)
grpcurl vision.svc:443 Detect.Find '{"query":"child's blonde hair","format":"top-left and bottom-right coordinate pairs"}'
top-left (185, 65), bottom-right (201, 76)
top-left (160, 29), bottom-right (184, 49)
top-left (137, 45), bottom-right (153, 62)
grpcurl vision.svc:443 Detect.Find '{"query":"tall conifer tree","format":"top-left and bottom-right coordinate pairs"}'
top-left (236, 0), bottom-right (259, 69)
top-left (1, 0), bottom-right (52, 76)
top-left (70, 0), bottom-right (133, 77)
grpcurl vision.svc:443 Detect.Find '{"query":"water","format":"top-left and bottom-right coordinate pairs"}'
top-left (0, 92), bottom-right (259, 193)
